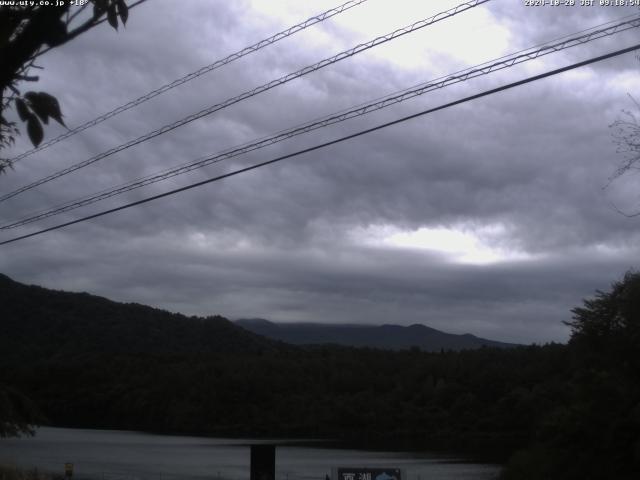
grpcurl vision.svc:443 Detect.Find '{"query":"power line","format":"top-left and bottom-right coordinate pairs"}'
top-left (9, 0), bottom-right (369, 163)
top-left (5, 14), bottom-right (638, 228)
top-left (0, 0), bottom-right (491, 204)
top-left (1, 1), bottom-right (150, 116)
top-left (4, 14), bottom-right (639, 230)
top-left (2, 42), bottom-right (638, 247)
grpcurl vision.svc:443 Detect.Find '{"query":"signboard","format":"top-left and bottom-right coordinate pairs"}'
top-left (64, 463), bottom-right (73, 478)
top-left (334, 468), bottom-right (402, 480)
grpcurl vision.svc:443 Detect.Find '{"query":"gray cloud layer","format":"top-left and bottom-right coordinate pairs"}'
top-left (1, 0), bottom-right (639, 343)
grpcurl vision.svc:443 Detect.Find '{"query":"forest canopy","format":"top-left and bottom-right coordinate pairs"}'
top-left (0, 271), bottom-right (638, 479)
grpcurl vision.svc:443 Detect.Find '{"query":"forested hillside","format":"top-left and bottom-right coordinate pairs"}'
top-left (1, 272), bottom-right (639, 479)
top-left (0, 273), bottom-right (279, 358)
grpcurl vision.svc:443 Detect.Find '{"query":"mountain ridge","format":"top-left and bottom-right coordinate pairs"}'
top-left (236, 317), bottom-right (518, 351)
top-left (0, 272), bottom-right (516, 355)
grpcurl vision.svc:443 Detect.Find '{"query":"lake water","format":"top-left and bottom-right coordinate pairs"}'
top-left (0, 427), bottom-right (500, 480)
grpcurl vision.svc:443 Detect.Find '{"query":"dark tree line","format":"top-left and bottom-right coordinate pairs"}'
top-left (1, 272), bottom-right (639, 479)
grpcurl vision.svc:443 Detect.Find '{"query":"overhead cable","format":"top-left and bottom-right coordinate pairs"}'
top-left (4, 14), bottom-right (639, 230)
top-left (9, 0), bottom-right (370, 163)
top-left (0, 0), bottom-right (491, 203)
top-left (2, 42), bottom-right (639, 247)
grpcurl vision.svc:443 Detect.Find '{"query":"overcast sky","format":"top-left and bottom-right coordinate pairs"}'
top-left (2, 0), bottom-right (640, 343)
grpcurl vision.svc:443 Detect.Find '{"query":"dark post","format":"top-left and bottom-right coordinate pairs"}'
top-left (250, 445), bottom-right (275, 480)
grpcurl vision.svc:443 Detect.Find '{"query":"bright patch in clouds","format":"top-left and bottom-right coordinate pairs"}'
top-left (248, 0), bottom-right (511, 73)
top-left (355, 223), bottom-right (535, 265)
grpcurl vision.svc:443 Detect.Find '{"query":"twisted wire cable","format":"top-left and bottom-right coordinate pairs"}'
top-left (8, 0), bottom-right (370, 163)
top-left (2, 42), bottom-right (639, 246)
top-left (3, 13), bottom-right (638, 230)
top-left (0, 0), bottom-right (491, 203)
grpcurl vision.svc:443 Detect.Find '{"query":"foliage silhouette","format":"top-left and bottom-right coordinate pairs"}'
top-left (1, 271), bottom-right (639, 478)
top-left (0, 0), bottom-right (132, 173)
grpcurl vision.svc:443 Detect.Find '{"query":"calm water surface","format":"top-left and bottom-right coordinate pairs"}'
top-left (0, 427), bottom-right (500, 480)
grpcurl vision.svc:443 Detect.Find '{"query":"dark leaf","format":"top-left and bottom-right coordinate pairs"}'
top-left (23, 92), bottom-right (38, 103)
top-left (107, 4), bottom-right (118, 30)
top-left (15, 98), bottom-right (30, 122)
top-left (116, 0), bottom-right (128, 25)
top-left (40, 92), bottom-right (65, 127)
top-left (26, 117), bottom-right (44, 147)
top-left (93, 0), bottom-right (108, 18)
top-left (25, 92), bottom-right (49, 124)
top-left (24, 92), bottom-right (65, 126)
top-left (43, 19), bottom-right (68, 47)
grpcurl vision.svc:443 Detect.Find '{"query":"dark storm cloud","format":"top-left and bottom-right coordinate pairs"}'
top-left (1, 0), bottom-right (639, 343)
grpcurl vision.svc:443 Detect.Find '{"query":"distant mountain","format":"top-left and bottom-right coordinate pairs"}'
top-left (0, 273), bottom-right (278, 360)
top-left (236, 318), bottom-right (517, 351)
top-left (2, 273), bottom-right (591, 469)
top-left (0, 271), bottom-right (516, 361)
